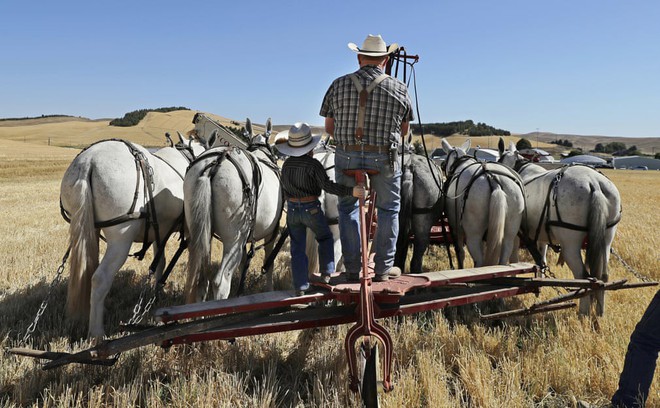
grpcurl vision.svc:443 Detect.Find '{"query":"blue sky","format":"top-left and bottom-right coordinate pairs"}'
top-left (1, 1), bottom-right (659, 137)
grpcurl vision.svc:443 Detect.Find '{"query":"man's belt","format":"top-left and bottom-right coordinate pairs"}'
top-left (340, 144), bottom-right (389, 153)
top-left (288, 195), bottom-right (319, 203)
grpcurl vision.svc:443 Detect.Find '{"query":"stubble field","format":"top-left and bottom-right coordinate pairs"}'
top-left (0, 144), bottom-right (658, 407)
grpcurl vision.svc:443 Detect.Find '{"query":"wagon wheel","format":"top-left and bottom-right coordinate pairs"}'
top-left (358, 342), bottom-right (379, 408)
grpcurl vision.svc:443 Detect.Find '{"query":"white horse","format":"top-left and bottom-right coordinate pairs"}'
top-left (498, 139), bottom-right (622, 316)
top-left (441, 139), bottom-right (525, 269)
top-left (184, 119), bottom-right (283, 303)
top-left (60, 133), bottom-right (209, 339)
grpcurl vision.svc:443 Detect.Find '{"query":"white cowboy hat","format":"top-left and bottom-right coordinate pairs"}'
top-left (348, 34), bottom-right (399, 57)
top-left (275, 122), bottom-right (323, 157)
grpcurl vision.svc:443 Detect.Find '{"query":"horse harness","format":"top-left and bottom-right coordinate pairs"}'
top-left (403, 156), bottom-right (443, 216)
top-left (520, 162), bottom-right (622, 252)
top-left (190, 144), bottom-right (283, 293)
top-left (59, 139), bottom-right (197, 261)
top-left (192, 144), bottom-right (280, 238)
top-left (443, 155), bottom-right (526, 225)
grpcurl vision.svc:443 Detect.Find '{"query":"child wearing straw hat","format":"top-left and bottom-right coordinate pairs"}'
top-left (277, 122), bottom-right (366, 296)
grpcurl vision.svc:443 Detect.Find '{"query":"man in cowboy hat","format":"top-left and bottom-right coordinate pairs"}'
top-left (277, 122), bottom-right (366, 296)
top-left (320, 34), bottom-right (414, 282)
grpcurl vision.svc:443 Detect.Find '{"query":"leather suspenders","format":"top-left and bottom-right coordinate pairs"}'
top-left (349, 73), bottom-right (388, 142)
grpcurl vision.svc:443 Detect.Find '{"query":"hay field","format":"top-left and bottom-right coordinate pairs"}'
top-left (0, 147), bottom-right (658, 407)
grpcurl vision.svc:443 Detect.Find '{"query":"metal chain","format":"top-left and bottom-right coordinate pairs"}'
top-left (611, 247), bottom-right (652, 282)
top-left (125, 271), bottom-right (158, 326)
top-left (539, 262), bottom-right (566, 297)
top-left (22, 246), bottom-right (71, 345)
top-left (472, 301), bottom-right (482, 318)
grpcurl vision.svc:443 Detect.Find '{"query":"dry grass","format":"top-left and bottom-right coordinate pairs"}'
top-left (0, 149), bottom-right (658, 407)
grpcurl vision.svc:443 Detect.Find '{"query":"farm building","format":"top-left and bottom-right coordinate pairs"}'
top-left (612, 155), bottom-right (660, 170)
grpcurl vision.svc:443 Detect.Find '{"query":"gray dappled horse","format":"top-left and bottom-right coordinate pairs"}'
top-left (498, 139), bottom-right (622, 316)
top-left (183, 119), bottom-right (283, 303)
top-left (394, 150), bottom-right (444, 273)
top-left (306, 145), bottom-right (444, 275)
top-left (441, 139), bottom-right (525, 269)
top-left (60, 134), bottom-right (209, 340)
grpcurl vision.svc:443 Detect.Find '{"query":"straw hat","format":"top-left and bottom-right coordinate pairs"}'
top-left (275, 122), bottom-right (322, 157)
top-left (348, 34), bottom-right (398, 57)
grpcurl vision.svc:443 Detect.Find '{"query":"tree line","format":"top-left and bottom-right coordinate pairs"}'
top-left (109, 107), bottom-right (190, 127)
top-left (412, 120), bottom-right (510, 137)
top-left (0, 114), bottom-right (75, 122)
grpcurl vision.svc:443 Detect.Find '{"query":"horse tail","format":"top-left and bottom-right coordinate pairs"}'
top-left (394, 164), bottom-right (414, 269)
top-left (185, 173), bottom-right (213, 303)
top-left (306, 228), bottom-right (319, 275)
top-left (485, 186), bottom-right (507, 265)
top-left (586, 187), bottom-right (608, 281)
top-left (66, 169), bottom-right (98, 322)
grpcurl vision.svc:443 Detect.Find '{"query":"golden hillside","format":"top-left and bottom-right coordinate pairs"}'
top-left (0, 110), bottom-right (261, 149)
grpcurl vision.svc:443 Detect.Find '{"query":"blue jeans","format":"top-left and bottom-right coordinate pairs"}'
top-left (334, 149), bottom-right (401, 276)
top-left (287, 200), bottom-right (335, 291)
top-left (612, 289), bottom-right (660, 408)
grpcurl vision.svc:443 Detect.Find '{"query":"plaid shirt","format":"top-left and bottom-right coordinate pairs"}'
top-left (320, 65), bottom-right (414, 147)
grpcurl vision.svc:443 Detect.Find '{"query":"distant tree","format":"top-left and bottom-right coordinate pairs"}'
top-left (567, 149), bottom-right (583, 157)
top-left (655, 153), bottom-right (660, 160)
top-left (411, 120), bottom-right (510, 137)
top-left (516, 138), bottom-right (532, 150)
top-left (551, 139), bottom-right (574, 148)
top-left (594, 143), bottom-right (604, 152)
top-left (606, 142), bottom-right (626, 153)
top-left (0, 114), bottom-right (74, 122)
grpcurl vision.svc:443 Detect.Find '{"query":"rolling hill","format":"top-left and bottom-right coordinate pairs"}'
top-left (1, 110), bottom-right (658, 157)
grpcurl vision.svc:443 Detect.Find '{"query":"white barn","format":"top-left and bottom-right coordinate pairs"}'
top-left (612, 156), bottom-right (660, 170)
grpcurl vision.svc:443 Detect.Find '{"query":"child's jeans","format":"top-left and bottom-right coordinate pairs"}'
top-left (287, 200), bottom-right (335, 291)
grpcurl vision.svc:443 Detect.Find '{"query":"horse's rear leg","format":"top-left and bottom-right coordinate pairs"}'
top-left (89, 232), bottom-right (133, 340)
top-left (499, 222), bottom-right (521, 265)
top-left (213, 237), bottom-right (246, 299)
top-left (561, 233), bottom-right (591, 316)
top-left (410, 214), bottom-right (434, 273)
top-left (465, 235), bottom-right (485, 267)
top-left (263, 228), bottom-right (281, 292)
top-left (509, 236), bottom-right (520, 263)
top-left (595, 228), bottom-right (616, 316)
top-left (151, 240), bottom-right (166, 284)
